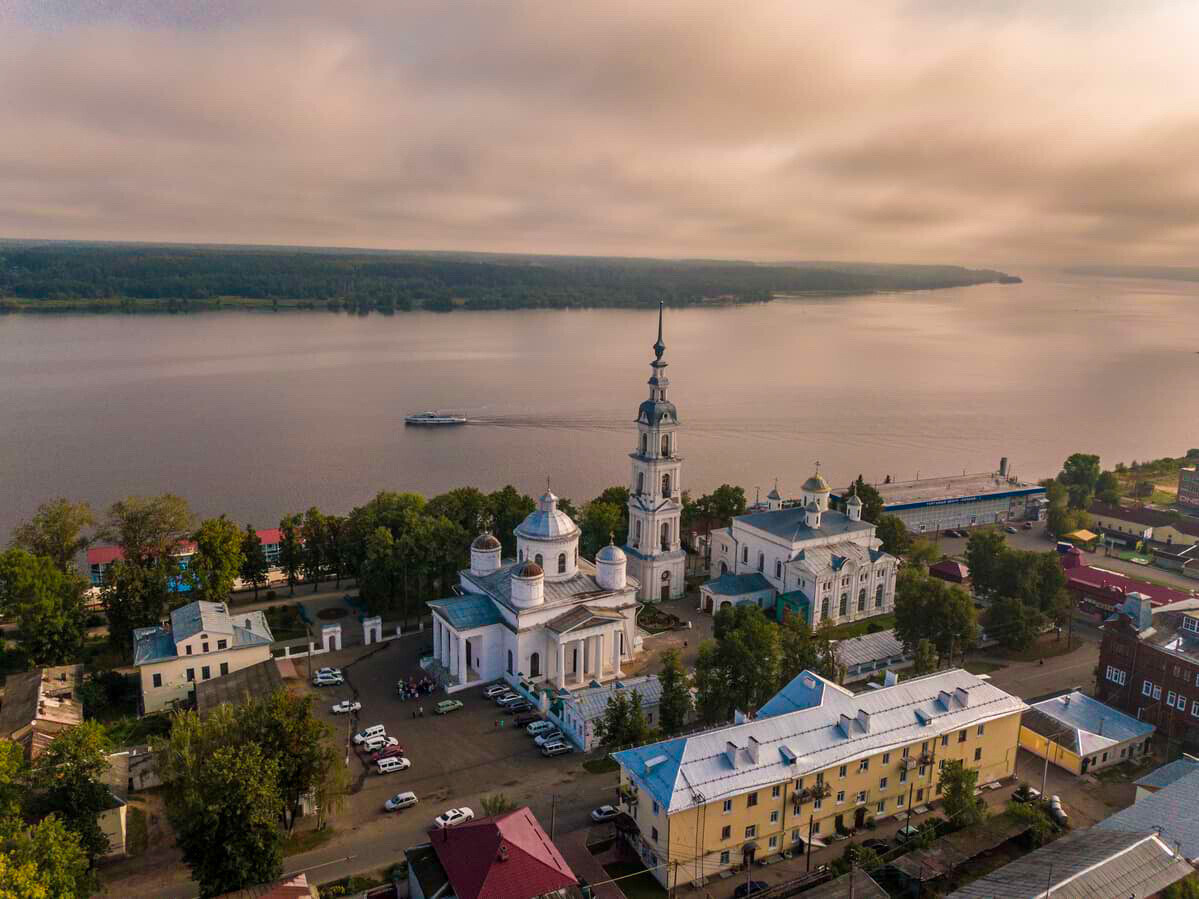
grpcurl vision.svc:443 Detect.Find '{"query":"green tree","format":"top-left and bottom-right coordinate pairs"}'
top-left (361, 527), bottom-right (401, 615)
top-left (625, 691), bottom-right (651, 746)
top-left (874, 515), bottom-right (910, 557)
top-left (592, 486), bottom-right (630, 545)
top-left (693, 605), bottom-right (782, 722)
top-left (0, 549), bottom-right (89, 666)
top-left (1163, 875), bottom-right (1199, 899)
top-left (778, 610), bottom-right (822, 686)
top-left (322, 514), bottom-right (348, 588)
top-left (1133, 479), bottom-right (1154, 501)
top-left (188, 515), bottom-right (245, 603)
top-left (657, 649), bottom-right (692, 735)
top-left (101, 557), bottom-right (173, 661)
top-left (10, 498), bottom-right (94, 572)
top-left (911, 638), bottom-right (938, 676)
top-left (938, 759), bottom-right (986, 827)
top-left (171, 743), bottom-right (284, 897)
top-left (906, 538), bottom-right (940, 570)
top-left (693, 641), bottom-right (730, 724)
top-left (1095, 471), bottom-right (1121, 505)
top-left (239, 525), bottom-right (269, 600)
top-left (847, 476), bottom-right (884, 524)
top-left (987, 596), bottom-right (1043, 651)
top-left (300, 508), bottom-right (326, 593)
top-left (595, 690), bottom-right (631, 749)
top-left (425, 487), bottom-right (490, 535)
top-left (581, 501), bottom-right (623, 558)
top-left (480, 794), bottom-right (517, 816)
top-left (103, 494), bottom-right (193, 566)
top-left (30, 722), bottom-right (112, 864)
top-left (708, 485), bottom-right (747, 524)
top-left (894, 569), bottom-right (978, 665)
top-left (487, 487), bottom-right (535, 557)
top-left (2, 814), bottom-right (96, 898)
top-left (1004, 800), bottom-right (1054, 847)
top-left (965, 529), bottom-right (1007, 598)
top-left (1058, 453), bottom-right (1101, 510)
top-left (278, 515), bottom-right (303, 597)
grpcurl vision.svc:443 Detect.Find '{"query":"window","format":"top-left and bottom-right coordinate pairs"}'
top-left (1120, 748), bottom-right (1127, 758)
top-left (534, 553), bottom-right (543, 568)
top-left (661, 435), bottom-right (670, 456)
top-left (816, 772), bottom-right (824, 785)
top-left (768, 836), bottom-right (778, 849)
top-left (973, 747), bottom-right (982, 762)
top-left (721, 825), bottom-right (731, 840)
top-left (792, 829), bottom-right (801, 844)
top-left (922, 741), bottom-right (929, 753)
top-left (813, 798), bottom-right (823, 810)
top-left (662, 473), bottom-right (671, 498)
top-left (939, 759), bottom-right (946, 770)
top-left (202, 642), bottom-right (209, 653)
top-left (839, 594), bottom-right (848, 616)
top-left (152, 673), bottom-right (162, 688)
top-left (1176, 693), bottom-right (1188, 710)
top-left (902, 746), bottom-right (910, 758)
top-left (1168, 691), bottom-right (1177, 708)
top-left (958, 729), bottom-right (967, 743)
top-left (757, 553), bottom-right (764, 573)
top-left (651, 827), bottom-right (658, 842)
top-left (1102, 752), bottom-right (1108, 762)
top-left (745, 825), bottom-right (757, 839)
top-left (1191, 699), bottom-right (1199, 717)
top-left (836, 790), bottom-right (845, 803)
top-left (858, 589), bottom-right (866, 612)
top-left (858, 759), bottom-right (869, 772)
top-left (879, 777), bottom-right (888, 790)
top-left (936, 782), bottom-right (943, 795)
top-left (771, 785), bottom-right (781, 798)
top-left (838, 765), bottom-right (847, 778)
top-left (770, 811), bottom-right (779, 823)
top-left (919, 765), bottom-right (927, 777)
top-left (507, 650), bottom-right (513, 675)
top-left (1144, 680), bottom-right (1154, 696)
top-left (896, 794), bottom-right (905, 807)
top-left (747, 792), bottom-right (758, 808)
top-left (530, 652), bottom-right (540, 677)
top-left (916, 788), bottom-right (924, 801)
top-left (634, 521), bottom-right (642, 548)
top-left (186, 645), bottom-right (193, 655)
top-left (217, 639), bottom-right (227, 650)
top-left (558, 553), bottom-right (566, 574)
top-left (882, 753), bottom-right (890, 764)
top-left (876, 800), bottom-right (886, 813)
top-left (775, 560), bottom-right (782, 578)
top-left (941, 734), bottom-right (949, 747)
top-left (812, 821), bottom-right (821, 834)
top-left (821, 598), bottom-right (830, 618)
top-left (1153, 685), bottom-right (1162, 700)
top-left (876, 584), bottom-right (884, 607)
top-left (652, 801), bottom-right (659, 815)
top-left (220, 662), bottom-right (229, 676)
top-left (201, 666), bottom-right (211, 680)
top-left (976, 723), bottom-right (985, 736)
top-left (720, 850), bottom-right (730, 865)
top-left (855, 791), bottom-right (866, 804)
top-left (899, 768), bottom-right (907, 784)
top-left (722, 799), bottom-right (732, 814)
top-left (1105, 666), bottom-right (1127, 686)
top-left (186, 668), bottom-right (195, 682)
top-left (742, 546), bottom-right (748, 564)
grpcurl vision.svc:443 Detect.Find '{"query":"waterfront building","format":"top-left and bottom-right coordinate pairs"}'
top-left (829, 462), bottom-right (1045, 535)
top-left (612, 669), bottom-right (1025, 888)
top-left (1017, 690), bottom-right (1153, 775)
top-left (86, 527), bottom-right (284, 587)
top-left (133, 600), bottom-right (274, 714)
top-left (1181, 466), bottom-right (1199, 511)
top-left (701, 472), bottom-right (897, 628)
top-left (1088, 501), bottom-right (1199, 549)
top-left (625, 303), bottom-right (686, 602)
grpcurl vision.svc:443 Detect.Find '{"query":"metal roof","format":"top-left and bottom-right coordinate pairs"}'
top-left (564, 676), bottom-right (663, 722)
top-left (1096, 768), bottom-right (1199, 861)
top-left (700, 572), bottom-right (772, 597)
top-left (801, 870), bottom-right (887, 898)
top-left (947, 828), bottom-right (1192, 898)
top-left (171, 600), bottom-right (234, 642)
top-left (1027, 692), bottom-right (1154, 756)
top-left (515, 491), bottom-right (580, 541)
top-left (834, 629), bottom-right (909, 669)
top-left (460, 558), bottom-right (630, 611)
top-left (735, 508), bottom-right (873, 545)
top-left (133, 602), bottom-right (273, 666)
top-left (544, 606), bottom-right (625, 635)
top-left (429, 593), bottom-right (504, 631)
top-left (1134, 757), bottom-right (1199, 790)
top-left (613, 669), bottom-right (1027, 813)
top-left (789, 542), bottom-right (888, 576)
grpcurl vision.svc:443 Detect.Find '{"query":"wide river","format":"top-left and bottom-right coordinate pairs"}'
top-left (1, 271), bottom-right (1196, 538)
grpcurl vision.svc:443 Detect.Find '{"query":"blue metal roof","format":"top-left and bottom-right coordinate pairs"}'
top-left (701, 572), bottom-right (773, 597)
top-left (428, 594), bottom-right (503, 631)
top-left (132, 626), bottom-right (177, 666)
top-left (612, 735), bottom-right (688, 810)
top-left (757, 671), bottom-right (828, 719)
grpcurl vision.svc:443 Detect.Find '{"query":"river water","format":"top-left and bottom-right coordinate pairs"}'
top-left (1, 271), bottom-right (1196, 538)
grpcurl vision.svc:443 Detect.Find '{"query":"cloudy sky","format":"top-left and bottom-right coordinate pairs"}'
top-left (3, 1), bottom-right (1198, 265)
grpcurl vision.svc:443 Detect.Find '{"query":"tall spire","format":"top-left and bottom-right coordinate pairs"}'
top-left (653, 301), bottom-right (666, 361)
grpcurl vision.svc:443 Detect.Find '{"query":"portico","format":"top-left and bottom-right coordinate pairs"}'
top-left (549, 613), bottom-right (625, 688)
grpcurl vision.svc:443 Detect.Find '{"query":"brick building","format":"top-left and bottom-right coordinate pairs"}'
top-left (1096, 593), bottom-right (1199, 750)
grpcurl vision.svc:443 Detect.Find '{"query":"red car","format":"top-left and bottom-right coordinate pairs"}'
top-left (371, 744), bottom-right (405, 763)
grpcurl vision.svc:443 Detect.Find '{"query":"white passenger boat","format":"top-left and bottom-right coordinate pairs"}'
top-left (404, 411), bottom-right (467, 425)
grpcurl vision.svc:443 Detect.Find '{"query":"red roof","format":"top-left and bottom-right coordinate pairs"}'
top-left (215, 872), bottom-right (315, 898)
top-left (1063, 558), bottom-right (1195, 607)
top-left (929, 559), bottom-right (969, 582)
top-left (256, 528), bottom-right (283, 546)
top-left (87, 529), bottom-right (280, 565)
top-left (428, 807), bottom-right (577, 899)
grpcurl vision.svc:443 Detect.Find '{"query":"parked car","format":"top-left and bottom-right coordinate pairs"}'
top-left (435, 700), bottom-right (464, 715)
top-left (505, 701), bottom-right (533, 713)
top-left (1022, 521), bottom-right (1034, 530)
top-left (312, 672), bottom-right (344, 687)
top-left (527, 720), bottom-right (556, 736)
top-left (377, 756), bottom-right (412, 775)
top-left (434, 807), bottom-right (475, 828)
top-left (1011, 784), bottom-right (1042, 804)
top-left (315, 667), bottom-right (342, 678)
top-left (384, 791), bottom-right (418, 812)
top-left (494, 692), bottom-right (520, 706)
top-left (514, 713), bottom-right (541, 726)
top-left (363, 735), bottom-right (399, 754)
top-left (895, 825), bottom-right (922, 844)
top-left (860, 838), bottom-right (889, 854)
top-left (541, 741), bottom-right (573, 757)
top-left (534, 730), bottom-right (564, 747)
top-left (590, 805), bottom-right (619, 822)
top-left (371, 744), bottom-right (405, 762)
top-left (353, 725), bottom-right (386, 745)
top-left (483, 684), bottom-right (509, 698)
top-left (734, 881), bottom-right (768, 898)
top-left (331, 700), bottom-right (361, 715)
top-left (1004, 525), bottom-right (1019, 534)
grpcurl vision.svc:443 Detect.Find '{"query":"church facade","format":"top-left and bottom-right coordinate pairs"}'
top-left (701, 471), bottom-right (897, 629)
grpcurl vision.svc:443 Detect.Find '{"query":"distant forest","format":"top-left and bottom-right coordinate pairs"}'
top-left (0, 242), bottom-right (1018, 313)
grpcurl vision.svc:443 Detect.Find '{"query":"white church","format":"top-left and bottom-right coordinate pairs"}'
top-left (426, 307), bottom-right (686, 692)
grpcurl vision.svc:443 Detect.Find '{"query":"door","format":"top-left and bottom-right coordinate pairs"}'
top-left (834, 814), bottom-right (844, 833)
top-left (854, 808), bottom-right (866, 829)
top-left (661, 584), bottom-right (670, 601)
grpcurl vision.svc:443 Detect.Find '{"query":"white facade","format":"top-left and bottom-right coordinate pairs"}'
top-left (625, 303), bottom-right (686, 602)
top-left (704, 472), bottom-right (897, 628)
top-left (427, 496), bottom-right (642, 694)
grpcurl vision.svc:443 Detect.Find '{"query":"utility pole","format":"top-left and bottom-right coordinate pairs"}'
top-left (550, 794), bottom-right (557, 840)
top-left (806, 814), bottom-right (814, 872)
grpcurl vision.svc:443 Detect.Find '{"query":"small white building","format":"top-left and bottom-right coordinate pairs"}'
top-left (835, 629), bottom-right (914, 684)
top-left (548, 675), bottom-right (663, 751)
top-left (703, 472), bottom-right (897, 629)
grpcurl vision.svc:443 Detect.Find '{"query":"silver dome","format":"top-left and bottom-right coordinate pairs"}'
top-left (596, 541), bottom-right (627, 563)
top-left (515, 490), bottom-right (580, 540)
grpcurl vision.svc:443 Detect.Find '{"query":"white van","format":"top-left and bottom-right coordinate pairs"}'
top-left (353, 724), bottom-right (386, 745)
top-left (376, 756), bottom-right (411, 775)
top-left (541, 741), bottom-right (573, 757)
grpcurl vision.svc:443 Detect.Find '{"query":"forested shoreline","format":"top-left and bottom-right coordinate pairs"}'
top-left (0, 242), bottom-right (1018, 313)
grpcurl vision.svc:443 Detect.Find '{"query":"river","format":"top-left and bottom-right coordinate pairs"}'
top-left (1, 270), bottom-right (1196, 538)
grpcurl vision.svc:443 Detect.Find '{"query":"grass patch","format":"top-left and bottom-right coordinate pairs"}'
top-left (963, 660), bottom-right (1005, 676)
top-left (822, 613), bottom-right (896, 640)
top-left (603, 861), bottom-right (667, 899)
top-left (264, 604), bottom-right (310, 642)
top-left (126, 806), bottom-right (149, 857)
top-left (284, 826), bottom-right (336, 856)
top-left (104, 713), bottom-right (171, 748)
top-left (317, 872), bottom-right (388, 897)
top-left (583, 757), bottom-right (619, 774)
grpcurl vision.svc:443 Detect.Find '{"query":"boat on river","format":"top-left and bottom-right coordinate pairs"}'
top-left (404, 411), bottom-right (467, 426)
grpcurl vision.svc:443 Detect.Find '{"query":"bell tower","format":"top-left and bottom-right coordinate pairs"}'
top-left (625, 303), bottom-right (686, 602)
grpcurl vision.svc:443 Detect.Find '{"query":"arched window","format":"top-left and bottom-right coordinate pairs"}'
top-left (876, 584), bottom-right (884, 608)
top-left (634, 520), bottom-right (642, 548)
top-left (775, 560), bottom-right (782, 578)
top-left (518, 549), bottom-right (524, 561)
top-left (637, 472), bottom-right (645, 494)
top-left (640, 434), bottom-right (648, 455)
top-left (529, 652), bottom-right (540, 677)
top-left (558, 553), bottom-right (566, 574)
top-left (742, 546), bottom-right (748, 563)
top-left (507, 650), bottom-right (513, 674)
top-left (839, 593), bottom-right (849, 616)
top-left (661, 522), bottom-right (670, 551)
top-left (757, 552), bottom-right (764, 572)
top-left (858, 589), bottom-right (866, 612)
top-left (662, 473), bottom-right (671, 498)
top-left (534, 553), bottom-right (543, 568)
top-left (821, 598), bottom-right (829, 618)
top-left (661, 435), bottom-right (670, 456)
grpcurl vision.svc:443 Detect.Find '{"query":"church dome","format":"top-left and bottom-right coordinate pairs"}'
top-left (514, 560), bottom-right (543, 579)
top-left (846, 492), bottom-right (862, 507)
top-left (516, 490), bottom-right (580, 541)
top-left (766, 486), bottom-right (781, 501)
top-left (802, 473), bottom-right (831, 494)
top-left (637, 398), bottom-right (678, 427)
top-left (472, 532), bottom-right (502, 551)
top-left (596, 541), bottom-right (626, 564)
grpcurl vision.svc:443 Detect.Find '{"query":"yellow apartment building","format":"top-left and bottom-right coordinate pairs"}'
top-left (612, 669), bottom-right (1026, 888)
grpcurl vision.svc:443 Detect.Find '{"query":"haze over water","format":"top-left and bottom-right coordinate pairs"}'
top-left (1, 270), bottom-right (1196, 539)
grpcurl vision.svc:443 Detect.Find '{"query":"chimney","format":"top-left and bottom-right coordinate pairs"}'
top-left (937, 690), bottom-right (953, 710)
top-left (725, 741), bottom-right (740, 768)
top-left (954, 687), bottom-right (970, 708)
top-left (857, 709), bottom-right (871, 733)
top-left (883, 670), bottom-right (899, 687)
top-left (839, 713), bottom-right (854, 737)
top-left (746, 735), bottom-right (761, 764)
top-left (999, 457), bottom-right (1009, 478)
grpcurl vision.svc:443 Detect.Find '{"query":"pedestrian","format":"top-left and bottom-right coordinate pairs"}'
top-left (419, 705), bottom-right (424, 717)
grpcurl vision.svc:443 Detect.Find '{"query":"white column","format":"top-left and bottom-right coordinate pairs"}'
top-left (582, 637), bottom-right (591, 681)
top-left (456, 636), bottom-right (466, 684)
top-left (597, 632), bottom-right (606, 680)
top-left (434, 620), bottom-right (442, 662)
top-left (557, 642), bottom-right (566, 688)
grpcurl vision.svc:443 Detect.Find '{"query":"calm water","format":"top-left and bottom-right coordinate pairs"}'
top-left (1, 271), bottom-right (1197, 538)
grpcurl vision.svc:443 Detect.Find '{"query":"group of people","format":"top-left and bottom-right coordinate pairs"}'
top-left (398, 674), bottom-right (436, 702)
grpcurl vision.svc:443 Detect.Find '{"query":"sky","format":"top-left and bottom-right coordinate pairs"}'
top-left (3, 0), bottom-right (1199, 266)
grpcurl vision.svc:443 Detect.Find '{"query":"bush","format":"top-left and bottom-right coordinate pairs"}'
top-left (85, 613), bottom-right (105, 628)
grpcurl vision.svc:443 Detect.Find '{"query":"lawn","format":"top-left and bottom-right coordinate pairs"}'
top-left (264, 604), bottom-right (310, 641)
top-left (104, 713), bottom-right (171, 747)
top-left (603, 861), bottom-right (667, 899)
top-left (992, 635), bottom-right (1077, 663)
top-left (823, 613), bottom-right (896, 640)
top-left (963, 660), bottom-right (1005, 676)
top-left (583, 756), bottom-right (619, 774)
